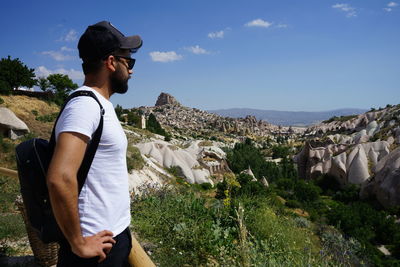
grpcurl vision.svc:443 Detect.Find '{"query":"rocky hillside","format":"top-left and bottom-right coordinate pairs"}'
top-left (0, 95), bottom-right (59, 139)
top-left (295, 104), bottom-right (400, 208)
top-left (138, 93), bottom-right (305, 139)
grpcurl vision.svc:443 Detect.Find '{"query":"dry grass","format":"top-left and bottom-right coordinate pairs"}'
top-left (1, 95), bottom-right (59, 139)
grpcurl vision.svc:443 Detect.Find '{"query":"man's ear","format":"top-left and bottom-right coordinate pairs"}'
top-left (104, 55), bottom-right (117, 72)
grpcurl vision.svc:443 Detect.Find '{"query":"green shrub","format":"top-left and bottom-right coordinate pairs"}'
top-left (293, 217), bottom-right (311, 228)
top-left (0, 96), bottom-right (4, 105)
top-left (131, 187), bottom-right (237, 266)
top-left (286, 199), bottom-right (302, 209)
top-left (31, 109), bottom-right (38, 116)
top-left (227, 138), bottom-right (296, 183)
top-left (327, 201), bottom-right (400, 257)
top-left (294, 180), bottom-right (321, 203)
top-left (166, 165), bottom-right (185, 179)
top-left (35, 112), bottom-right (58, 122)
top-left (315, 174), bottom-right (341, 195)
top-left (318, 226), bottom-right (366, 266)
top-left (271, 145), bottom-right (290, 159)
top-left (0, 134), bottom-right (14, 153)
top-left (333, 184), bottom-right (360, 203)
top-left (0, 214), bottom-right (26, 240)
top-left (126, 146), bottom-right (145, 172)
top-left (275, 178), bottom-right (296, 191)
top-left (240, 196), bottom-right (324, 265)
top-left (131, 187), bottom-right (329, 266)
top-left (146, 113), bottom-right (170, 138)
top-left (199, 182), bottom-right (213, 190)
top-left (322, 115), bottom-right (358, 123)
top-left (0, 176), bottom-right (19, 213)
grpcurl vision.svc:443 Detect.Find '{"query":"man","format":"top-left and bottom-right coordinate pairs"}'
top-left (46, 21), bottom-right (142, 266)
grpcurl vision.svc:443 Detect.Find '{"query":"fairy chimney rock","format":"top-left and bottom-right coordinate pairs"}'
top-left (155, 92), bottom-right (180, 106)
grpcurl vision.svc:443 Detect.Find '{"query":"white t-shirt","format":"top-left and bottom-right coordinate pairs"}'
top-left (55, 86), bottom-right (130, 237)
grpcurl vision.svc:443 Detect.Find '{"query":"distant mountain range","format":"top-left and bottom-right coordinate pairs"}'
top-left (207, 108), bottom-right (368, 126)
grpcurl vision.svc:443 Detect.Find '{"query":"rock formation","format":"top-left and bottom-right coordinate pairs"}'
top-left (296, 104), bottom-right (400, 207)
top-left (361, 147), bottom-right (400, 208)
top-left (240, 166), bottom-right (257, 182)
top-left (0, 107), bottom-right (30, 139)
top-left (155, 92), bottom-right (180, 106)
top-left (134, 139), bottom-right (229, 184)
top-left (139, 93), bottom-right (305, 139)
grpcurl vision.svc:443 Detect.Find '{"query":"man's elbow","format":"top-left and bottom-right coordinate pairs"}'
top-left (47, 170), bottom-right (77, 193)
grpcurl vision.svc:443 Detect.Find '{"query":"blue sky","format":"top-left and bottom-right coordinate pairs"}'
top-left (1, 0), bottom-right (399, 111)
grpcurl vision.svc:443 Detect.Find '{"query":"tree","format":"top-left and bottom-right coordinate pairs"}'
top-left (271, 145), bottom-right (290, 159)
top-left (115, 104), bottom-right (124, 120)
top-left (0, 56), bottom-right (36, 94)
top-left (47, 74), bottom-right (78, 105)
top-left (37, 77), bottom-right (51, 92)
top-left (127, 111), bottom-right (140, 127)
top-left (146, 113), bottom-right (171, 140)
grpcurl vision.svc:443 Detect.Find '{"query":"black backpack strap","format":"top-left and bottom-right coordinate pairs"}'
top-left (49, 90), bottom-right (105, 193)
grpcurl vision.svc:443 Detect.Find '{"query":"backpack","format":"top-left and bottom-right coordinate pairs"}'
top-left (15, 90), bottom-right (104, 243)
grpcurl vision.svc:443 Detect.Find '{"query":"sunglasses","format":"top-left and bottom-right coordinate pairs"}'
top-left (113, 55), bottom-right (136, 70)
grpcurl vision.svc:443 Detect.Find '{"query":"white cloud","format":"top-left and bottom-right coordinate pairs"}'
top-left (208, 30), bottom-right (224, 39)
top-left (61, 46), bottom-right (74, 52)
top-left (185, 45), bottom-right (210, 55)
top-left (35, 66), bottom-right (84, 80)
top-left (35, 66), bottom-right (52, 78)
top-left (65, 30), bottom-right (78, 42)
top-left (332, 3), bottom-right (357, 17)
top-left (57, 29), bottom-right (78, 42)
top-left (41, 46), bottom-right (76, 61)
top-left (149, 51), bottom-right (183, 62)
top-left (245, 19), bottom-right (272, 28)
top-left (384, 2), bottom-right (398, 11)
top-left (41, 50), bottom-right (73, 61)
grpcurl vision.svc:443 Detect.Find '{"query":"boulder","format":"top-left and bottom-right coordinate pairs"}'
top-left (0, 107), bottom-right (29, 139)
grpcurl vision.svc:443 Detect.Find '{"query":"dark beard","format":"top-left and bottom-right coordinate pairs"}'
top-left (110, 66), bottom-right (129, 94)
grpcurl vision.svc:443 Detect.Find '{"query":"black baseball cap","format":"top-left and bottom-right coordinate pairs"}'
top-left (78, 21), bottom-right (142, 61)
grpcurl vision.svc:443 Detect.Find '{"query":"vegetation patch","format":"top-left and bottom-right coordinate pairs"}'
top-left (127, 146), bottom-right (145, 172)
top-left (198, 140), bottom-right (213, 147)
top-left (323, 115), bottom-right (358, 124)
top-left (131, 186), bottom-right (328, 266)
top-left (35, 112), bottom-right (58, 122)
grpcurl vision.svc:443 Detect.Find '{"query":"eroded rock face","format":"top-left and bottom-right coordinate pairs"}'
top-left (0, 107), bottom-right (29, 139)
top-left (298, 104), bottom-right (400, 207)
top-left (134, 140), bottom-right (229, 184)
top-left (155, 92), bottom-right (180, 106)
top-left (295, 141), bottom-right (348, 181)
top-left (295, 141), bottom-right (390, 186)
top-left (361, 147), bottom-right (400, 208)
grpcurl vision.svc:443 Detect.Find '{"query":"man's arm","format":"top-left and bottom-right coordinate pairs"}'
top-left (46, 131), bottom-right (115, 262)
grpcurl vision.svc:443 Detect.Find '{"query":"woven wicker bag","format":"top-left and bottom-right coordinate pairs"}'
top-left (16, 196), bottom-right (58, 267)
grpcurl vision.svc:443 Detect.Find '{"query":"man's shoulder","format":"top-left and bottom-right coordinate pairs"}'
top-left (66, 88), bottom-right (103, 112)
